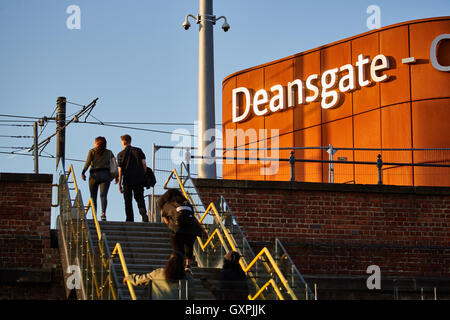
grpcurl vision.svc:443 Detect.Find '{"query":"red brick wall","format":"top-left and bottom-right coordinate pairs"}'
top-left (0, 173), bottom-right (65, 299)
top-left (194, 179), bottom-right (450, 278)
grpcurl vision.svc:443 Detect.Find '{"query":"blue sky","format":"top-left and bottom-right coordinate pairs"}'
top-left (1, 0), bottom-right (449, 225)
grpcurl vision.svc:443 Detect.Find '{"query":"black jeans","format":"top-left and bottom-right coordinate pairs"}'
top-left (169, 232), bottom-right (197, 261)
top-left (89, 169), bottom-right (111, 215)
top-left (123, 183), bottom-right (146, 222)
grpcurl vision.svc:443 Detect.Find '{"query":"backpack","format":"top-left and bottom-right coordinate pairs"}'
top-left (171, 203), bottom-right (198, 235)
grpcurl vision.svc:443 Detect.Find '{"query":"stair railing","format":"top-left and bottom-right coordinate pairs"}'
top-left (163, 164), bottom-right (303, 300)
top-left (220, 196), bottom-right (315, 300)
top-left (111, 242), bottom-right (136, 300)
top-left (58, 164), bottom-right (136, 300)
top-left (273, 238), bottom-right (315, 300)
top-left (58, 166), bottom-right (114, 299)
top-left (199, 202), bottom-right (294, 300)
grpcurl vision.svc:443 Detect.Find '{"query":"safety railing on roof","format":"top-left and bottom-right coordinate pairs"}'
top-left (163, 163), bottom-right (313, 300)
top-left (57, 164), bottom-right (136, 300)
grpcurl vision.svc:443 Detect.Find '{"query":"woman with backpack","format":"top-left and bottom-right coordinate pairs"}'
top-left (81, 136), bottom-right (118, 221)
top-left (158, 189), bottom-right (207, 273)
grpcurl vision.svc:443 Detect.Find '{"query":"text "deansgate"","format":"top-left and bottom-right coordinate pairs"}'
top-left (232, 53), bottom-right (391, 123)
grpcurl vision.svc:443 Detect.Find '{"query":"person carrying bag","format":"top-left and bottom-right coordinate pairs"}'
top-left (117, 134), bottom-right (149, 222)
top-left (81, 136), bottom-right (118, 221)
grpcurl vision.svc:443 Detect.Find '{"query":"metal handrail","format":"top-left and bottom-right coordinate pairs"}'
top-left (274, 238), bottom-right (315, 300)
top-left (83, 199), bottom-right (120, 300)
top-left (111, 243), bottom-right (136, 300)
top-left (62, 166), bottom-right (101, 299)
top-left (164, 166), bottom-right (298, 300)
top-left (63, 164), bottom-right (135, 300)
top-left (219, 191), bottom-right (313, 300)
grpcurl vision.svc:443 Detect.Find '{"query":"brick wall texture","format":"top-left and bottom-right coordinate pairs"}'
top-left (194, 179), bottom-right (450, 278)
top-left (0, 173), bottom-right (65, 299)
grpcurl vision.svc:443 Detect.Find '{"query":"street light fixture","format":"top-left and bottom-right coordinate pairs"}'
top-left (183, 0), bottom-right (230, 179)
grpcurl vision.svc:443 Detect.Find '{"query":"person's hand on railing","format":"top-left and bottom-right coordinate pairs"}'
top-left (123, 276), bottom-right (130, 286)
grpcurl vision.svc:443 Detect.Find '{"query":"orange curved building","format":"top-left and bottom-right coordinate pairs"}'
top-left (222, 16), bottom-right (450, 186)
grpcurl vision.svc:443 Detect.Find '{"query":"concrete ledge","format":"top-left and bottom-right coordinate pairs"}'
top-left (193, 178), bottom-right (450, 196)
top-left (0, 172), bottom-right (53, 183)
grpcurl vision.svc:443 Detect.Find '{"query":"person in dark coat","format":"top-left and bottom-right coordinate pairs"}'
top-left (117, 134), bottom-right (148, 222)
top-left (158, 189), bottom-right (207, 272)
top-left (202, 251), bottom-right (249, 300)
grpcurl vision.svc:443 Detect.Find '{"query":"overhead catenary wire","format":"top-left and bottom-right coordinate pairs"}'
top-left (1, 113), bottom-right (222, 126)
top-left (0, 120), bottom-right (37, 123)
top-left (0, 113), bottom-right (41, 120)
top-left (80, 121), bottom-right (197, 137)
top-left (0, 124), bottom-right (34, 127)
top-left (0, 135), bottom-right (33, 138)
top-left (81, 121), bottom-right (223, 126)
top-left (66, 100), bottom-right (86, 107)
top-left (0, 150), bottom-right (84, 163)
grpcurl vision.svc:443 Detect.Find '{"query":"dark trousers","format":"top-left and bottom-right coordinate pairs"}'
top-left (89, 170), bottom-right (111, 215)
top-left (169, 232), bottom-right (197, 261)
top-left (123, 183), bottom-right (146, 222)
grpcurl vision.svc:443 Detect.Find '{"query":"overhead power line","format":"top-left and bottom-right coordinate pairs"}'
top-left (0, 120), bottom-right (37, 123)
top-left (0, 150), bottom-right (84, 163)
top-left (80, 121), bottom-right (197, 137)
top-left (0, 124), bottom-right (33, 127)
top-left (82, 121), bottom-right (223, 126)
top-left (66, 100), bottom-right (86, 107)
top-left (0, 113), bottom-right (41, 120)
top-left (0, 135), bottom-right (33, 138)
top-left (1, 113), bottom-right (222, 127)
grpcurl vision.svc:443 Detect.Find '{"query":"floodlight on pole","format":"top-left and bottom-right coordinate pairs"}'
top-left (183, 0), bottom-right (230, 179)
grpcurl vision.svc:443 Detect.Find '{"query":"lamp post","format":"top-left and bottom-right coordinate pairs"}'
top-left (183, 0), bottom-right (230, 179)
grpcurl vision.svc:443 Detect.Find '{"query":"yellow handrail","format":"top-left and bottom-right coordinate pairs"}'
top-left (85, 198), bottom-right (102, 241)
top-left (64, 165), bottom-right (106, 299)
top-left (201, 202), bottom-right (297, 300)
top-left (164, 168), bottom-right (298, 300)
top-left (66, 164), bottom-right (79, 192)
top-left (111, 243), bottom-right (137, 300)
top-left (65, 164), bottom-right (136, 300)
top-left (250, 279), bottom-right (284, 300)
top-left (196, 228), bottom-right (230, 253)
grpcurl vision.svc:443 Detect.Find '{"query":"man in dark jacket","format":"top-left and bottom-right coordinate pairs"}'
top-left (117, 134), bottom-right (148, 222)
